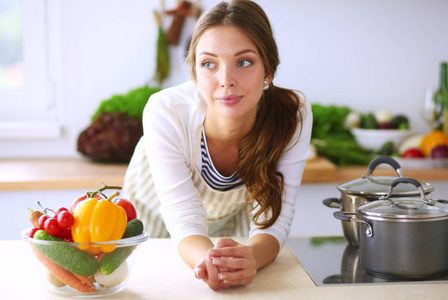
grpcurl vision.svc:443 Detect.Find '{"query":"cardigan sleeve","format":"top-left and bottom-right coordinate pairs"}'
top-left (248, 100), bottom-right (313, 249)
top-left (141, 84), bottom-right (209, 246)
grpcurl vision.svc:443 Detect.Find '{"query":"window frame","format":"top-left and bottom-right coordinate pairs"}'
top-left (0, 0), bottom-right (61, 139)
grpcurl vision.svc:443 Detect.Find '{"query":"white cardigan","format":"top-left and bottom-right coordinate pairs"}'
top-left (136, 80), bottom-right (312, 248)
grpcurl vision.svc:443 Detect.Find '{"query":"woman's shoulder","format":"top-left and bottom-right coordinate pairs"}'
top-left (142, 81), bottom-right (206, 131)
top-left (149, 81), bottom-right (199, 107)
top-left (144, 81), bottom-right (204, 116)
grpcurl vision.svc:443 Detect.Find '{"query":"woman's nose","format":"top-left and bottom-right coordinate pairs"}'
top-left (219, 66), bottom-right (236, 88)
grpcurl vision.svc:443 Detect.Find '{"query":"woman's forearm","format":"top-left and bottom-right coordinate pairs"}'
top-left (247, 233), bottom-right (280, 270)
top-left (177, 235), bottom-right (215, 268)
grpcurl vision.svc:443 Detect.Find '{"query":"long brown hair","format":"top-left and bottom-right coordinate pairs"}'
top-left (187, 0), bottom-right (304, 229)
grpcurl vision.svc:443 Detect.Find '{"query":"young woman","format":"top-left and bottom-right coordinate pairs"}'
top-left (124, 0), bottom-right (312, 290)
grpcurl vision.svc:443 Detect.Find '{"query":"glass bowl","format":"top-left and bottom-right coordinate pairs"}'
top-left (22, 228), bottom-right (149, 297)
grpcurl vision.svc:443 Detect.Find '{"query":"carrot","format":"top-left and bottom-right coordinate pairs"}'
top-left (31, 245), bottom-right (97, 293)
top-left (96, 252), bottom-right (105, 262)
top-left (73, 274), bottom-right (95, 288)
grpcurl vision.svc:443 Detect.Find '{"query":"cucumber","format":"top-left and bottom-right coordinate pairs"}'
top-left (99, 219), bottom-right (144, 275)
top-left (33, 230), bottom-right (99, 276)
top-left (122, 218), bottom-right (144, 238)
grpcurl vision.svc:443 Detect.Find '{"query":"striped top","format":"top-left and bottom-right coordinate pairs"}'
top-left (200, 130), bottom-right (244, 191)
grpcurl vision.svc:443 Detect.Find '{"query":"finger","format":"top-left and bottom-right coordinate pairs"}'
top-left (217, 266), bottom-right (230, 272)
top-left (194, 268), bottom-right (206, 279)
top-left (219, 269), bottom-right (257, 286)
top-left (221, 282), bottom-right (231, 289)
top-left (205, 257), bottom-right (221, 291)
top-left (209, 245), bottom-right (253, 258)
top-left (222, 277), bottom-right (254, 287)
top-left (213, 256), bottom-right (255, 270)
top-left (214, 238), bottom-right (238, 248)
top-left (194, 260), bottom-right (207, 280)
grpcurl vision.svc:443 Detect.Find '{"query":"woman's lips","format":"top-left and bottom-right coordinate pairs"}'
top-left (216, 95), bottom-right (242, 105)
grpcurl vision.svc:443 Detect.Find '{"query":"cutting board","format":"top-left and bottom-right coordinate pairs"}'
top-left (302, 157), bottom-right (337, 183)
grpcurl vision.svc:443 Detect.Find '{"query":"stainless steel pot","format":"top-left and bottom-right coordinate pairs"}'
top-left (334, 177), bottom-right (448, 279)
top-left (323, 155), bottom-right (434, 248)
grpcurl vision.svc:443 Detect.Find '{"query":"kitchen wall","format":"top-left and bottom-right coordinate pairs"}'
top-left (1, 0), bottom-right (448, 158)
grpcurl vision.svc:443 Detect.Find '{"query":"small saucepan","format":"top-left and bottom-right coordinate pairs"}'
top-left (323, 155), bottom-right (434, 248)
top-left (334, 177), bottom-right (448, 279)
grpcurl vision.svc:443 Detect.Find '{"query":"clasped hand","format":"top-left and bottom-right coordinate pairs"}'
top-left (194, 238), bottom-right (257, 290)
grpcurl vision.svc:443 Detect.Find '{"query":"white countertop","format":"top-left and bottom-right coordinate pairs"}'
top-left (2, 238), bottom-right (448, 299)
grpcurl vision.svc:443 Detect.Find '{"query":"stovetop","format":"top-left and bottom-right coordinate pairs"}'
top-left (286, 236), bottom-right (448, 286)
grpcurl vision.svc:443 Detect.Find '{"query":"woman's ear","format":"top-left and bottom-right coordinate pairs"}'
top-left (264, 74), bottom-right (273, 86)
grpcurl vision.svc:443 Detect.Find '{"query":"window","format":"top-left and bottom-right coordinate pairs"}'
top-left (0, 0), bottom-right (60, 139)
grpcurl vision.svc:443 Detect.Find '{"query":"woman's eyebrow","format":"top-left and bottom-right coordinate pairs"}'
top-left (198, 49), bottom-right (257, 57)
top-left (234, 49), bottom-right (257, 56)
top-left (198, 51), bottom-right (217, 57)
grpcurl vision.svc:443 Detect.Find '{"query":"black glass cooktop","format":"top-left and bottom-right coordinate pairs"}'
top-left (286, 236), bottom-right (448, 286)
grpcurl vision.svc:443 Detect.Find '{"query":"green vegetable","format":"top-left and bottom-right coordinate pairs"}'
top-left (122, 218), bottom-right (144, 239)
top-left (311, 104), bottom-right (353, 141)
top-left (33, 230), bottom-right (99, 276)
top-left (378, 141), bottom-right (395, 156)
top-left (91, 86), bottom-right (161, 122)
top-left (99, 219), bottom-right (144, 275)
top-left (153, 10), bottom-right (170, 86)
top-left (391, 114), bottom-right (409, 129)
top-left (311, 104), bottom-right (372, 165)
top-left (312, 138), bottom-right (374, 166)
top-left (310, 236), bottom-right (347, 247)
top-left (361, 113), bottom-right (378, 129)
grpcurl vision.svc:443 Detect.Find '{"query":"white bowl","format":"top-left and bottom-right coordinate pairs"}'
top-left (351, 128), bottom-right (411, 151)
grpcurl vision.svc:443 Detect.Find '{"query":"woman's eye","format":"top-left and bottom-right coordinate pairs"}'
top-left (201, 61), bottom-right (215, 69)
top-left (238, 59), bottom-right (252, 67)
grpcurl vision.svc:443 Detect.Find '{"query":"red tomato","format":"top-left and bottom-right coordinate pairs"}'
top-left (57, 228), bottom-right (73, 242)
top-left (38, 215), bottom-right (48, 230)
top-left (44, 217), bottom-right (62, 236)
top-left (115, 199), bottom-right (137, 221)
top-left (57, 210), bottom-right (75, 228)
top-left (70, 195), bottom-right (88, 213)
top-left (54, 207), bottom-right (69, 216)
top-left (402, 148), bottom-right (425, 158)
top-left (27, 228), bottom-right (39, 238)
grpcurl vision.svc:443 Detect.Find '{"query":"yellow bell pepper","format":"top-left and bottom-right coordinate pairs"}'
top-left (71, 196), bottom-right (127, 254)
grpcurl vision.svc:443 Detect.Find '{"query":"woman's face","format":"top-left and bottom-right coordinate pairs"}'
top-left (195, 25), bottom-right (271, 122)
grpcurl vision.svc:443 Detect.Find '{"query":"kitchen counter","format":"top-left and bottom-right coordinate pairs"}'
top-left (1, 157), bottom-right (448, 191)
top-left (0, 157), bottom-right (337, 191)
top-left (2, 237), bottom-right (447, 300)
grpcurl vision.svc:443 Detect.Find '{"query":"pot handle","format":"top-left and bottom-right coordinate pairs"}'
top-left (385, 177), bottom-right (434, 206)
top-left (322, 197), bottom-right (341, 209)
top-left (333, 211), bottom-right (373, 238)
top-left (366, 155), bottom-right (403, 177)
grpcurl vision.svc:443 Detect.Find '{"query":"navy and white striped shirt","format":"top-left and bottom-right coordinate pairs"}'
top-left (200, 130), bottom-right (244, 191)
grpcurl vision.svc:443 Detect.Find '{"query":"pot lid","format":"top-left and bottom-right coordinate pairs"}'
top-left (358, 199), bottom-right (448, 220)
top-left (337, 176), bottom-right (434, 197)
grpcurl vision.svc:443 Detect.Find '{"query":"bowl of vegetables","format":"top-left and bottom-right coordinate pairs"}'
top-left (351, 128), bottom-right (411, 151)
top-left (395, 130), bottom-right (448, 169)
top-left (22, 184), bottom-right (148, 297)
top-left (346, 110), bottom-right (411, 151)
